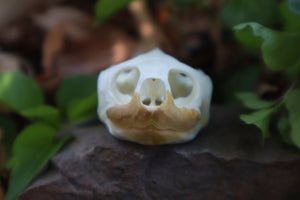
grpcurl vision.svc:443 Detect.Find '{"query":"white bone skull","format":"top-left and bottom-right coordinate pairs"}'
top-left (97, 48), bottom-right (212, 145)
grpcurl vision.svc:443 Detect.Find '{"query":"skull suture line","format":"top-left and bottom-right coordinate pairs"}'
top-left (97, 48), bottom-right (212, 145)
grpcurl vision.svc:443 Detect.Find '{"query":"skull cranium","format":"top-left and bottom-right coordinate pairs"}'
top-left (97, 48), bottom-right (212, 145)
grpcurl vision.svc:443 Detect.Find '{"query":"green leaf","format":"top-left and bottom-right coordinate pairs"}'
top-left (5, 123), bottom-right (71, 200)
top-left (95, 0), bottom-right (134, 24)
top-left (234, 22), bottom-right (300, 78)
top-left (0, 71), bottom-right (44, 112)
top-left (220, 0), bottom-right (279, 28)
top-left (20, 105), bottom-right (61, 127)
top-left (284, 89), bottom-right (300, 148)
top-left (288, 0), bottom-right (300, 15)
top-left (240, 108), bottom-right (276, 142)
top-left (277, 115), bottom-right (292, 145)
top-left (67, 92), bottom-right (98, 122)
top-left (236, 92), bottom-right (275, 109)
top-left (0, 115), bottom-right (18, 159)
top-left (280, 1), bottom-right (300, 31)
top-left (56, 74), bottom-right (98, 114)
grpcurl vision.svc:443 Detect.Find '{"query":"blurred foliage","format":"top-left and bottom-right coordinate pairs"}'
top-left (0, 72), bottom-right (44, 112)
top-left (281, 1), bottom-right (300, 31)
top-left (0, 116), bottom-right (18, 159)
top-left (67, 93), bottom-right (98, 122)
top-left (240, 107), bottom-right (276, 142)
top-left (220, 0), bottom-right (280, 28)
top-left (284, 89), bottom-right (300, 147)
top-left (288, 0), bottom-right (300, 15)
top-left (95, 0), bottom-right (134, 24)
top-left (0, 71), bottom-right (98, 200)
top-left (230, 0), bottom-right (300, 147)
top-left (55, 74), bottom-right (98, 121)
top-left (5, 123), bottom-right (71, 200)
top-left (20, 105), bottom-right (61, 127)
top-left (234, 22), bottom-right (300, 78)
top-left (236, 92), bottom-right (276, 110)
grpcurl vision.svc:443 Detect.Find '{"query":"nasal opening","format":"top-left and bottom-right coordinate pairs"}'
top-left (139, 78), bottom-right (166, 107)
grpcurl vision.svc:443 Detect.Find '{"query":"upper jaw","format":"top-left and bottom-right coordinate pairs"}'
top-left (105, 91), bottom-right (201, 145)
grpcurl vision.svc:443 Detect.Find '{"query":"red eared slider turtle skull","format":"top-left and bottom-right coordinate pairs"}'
top-left (97, 48), bottom-right (212, 145)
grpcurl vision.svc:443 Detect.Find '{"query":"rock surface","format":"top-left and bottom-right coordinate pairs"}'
top-left (19, 106), bottom-right (300, 200)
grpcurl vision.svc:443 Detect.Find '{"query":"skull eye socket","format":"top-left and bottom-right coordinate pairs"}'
top-left (115, 67), bottom-right (140, 95)
top-left (168, 70), bottom-right (193, 99)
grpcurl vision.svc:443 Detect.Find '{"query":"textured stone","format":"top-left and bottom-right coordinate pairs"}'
top-left (19, 106), bottom-right (300, 200)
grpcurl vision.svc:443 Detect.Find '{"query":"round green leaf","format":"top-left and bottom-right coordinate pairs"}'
top-left (240, 107), bottom-right (276, 143)
top-left (5, 122), bottom-right (71, 200)
top-left (20, 105), bottom-right (61, 126)
top-left (67, 92), bottom-right (98, 122)
top-left (236, 92), bottom-right (275, 109)
top-left (56, 74), bottom-right (98, 113)
top-left (234, 22), bottom-right (300, 78)
top-left (0, 71), bottom-right (44, 112)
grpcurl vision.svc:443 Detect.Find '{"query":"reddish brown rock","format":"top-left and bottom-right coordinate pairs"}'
top-left (19, 106), bottom-right (300, 200)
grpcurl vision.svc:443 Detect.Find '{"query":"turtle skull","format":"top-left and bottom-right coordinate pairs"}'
top-left (97, 48), bottom-right (212, 145)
